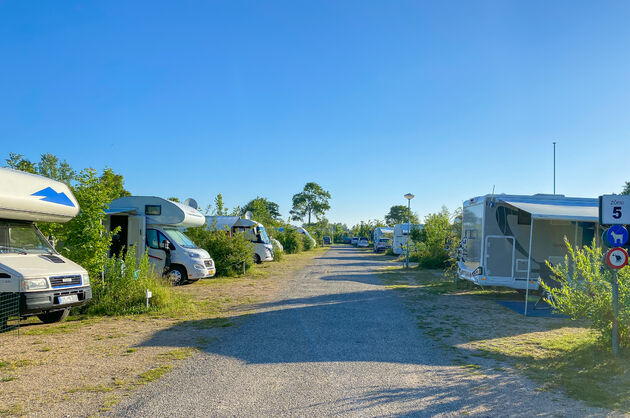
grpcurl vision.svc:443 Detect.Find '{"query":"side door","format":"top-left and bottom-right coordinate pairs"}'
top-left (485, 235), bottom-right (515, 278)
top-left (146, 228), bottom-right (166, 275)
top-left (127, 215), bottom-right (145, 264)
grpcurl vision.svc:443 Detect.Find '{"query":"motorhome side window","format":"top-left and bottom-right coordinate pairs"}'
top-left (146, 229), bottom-right (163, 249)
top-left (145, 205), bottom-right (161, 216)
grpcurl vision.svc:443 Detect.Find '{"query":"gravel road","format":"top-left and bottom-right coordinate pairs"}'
top-left (111, 246), bottom-right (607, 417)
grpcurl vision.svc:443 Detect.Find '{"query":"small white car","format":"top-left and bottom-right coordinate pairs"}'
top-left (357, 238), bottom-right (370, 248)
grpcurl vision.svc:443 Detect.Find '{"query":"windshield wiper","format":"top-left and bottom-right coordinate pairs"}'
top-left (0, 245), bottom-right (27, 255)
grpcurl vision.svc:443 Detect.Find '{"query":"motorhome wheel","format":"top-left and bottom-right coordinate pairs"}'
top-left (37, 308), bottom-right (70, 324)
top-left (254, 253), bottom-right (262, 264)
top-left (166, 266), bottom-right (187, 286)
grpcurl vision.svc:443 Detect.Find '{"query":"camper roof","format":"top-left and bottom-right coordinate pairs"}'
top-left (464, 194), bottom-right (599, 222)
top-left (0, 167), bottom-right (79, 223)
top-left (106, 196), bottom-right (205, 228)
top-left (205, 216), bottom-right (240, 231)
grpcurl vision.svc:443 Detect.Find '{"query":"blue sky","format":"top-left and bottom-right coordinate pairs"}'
top-left (1, 1), bottom-right (629, 226)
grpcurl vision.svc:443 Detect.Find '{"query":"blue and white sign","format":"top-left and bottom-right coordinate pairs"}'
top-left (600, 195), bottom-right (630, 225)
top-left (605, 225), bottom-right (629, 247)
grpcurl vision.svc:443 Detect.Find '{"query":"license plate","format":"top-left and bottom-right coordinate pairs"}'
top-left (58, 295), bottom-right (79, 304)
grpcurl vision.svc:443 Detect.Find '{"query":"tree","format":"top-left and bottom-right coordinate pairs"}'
top-left (213, 194), bottom-right (228, 216)
top-left (622, 182), bottom-right (630, 195)
top-left (290, 182), bottom-right (331, 225)
top-left (100, 167), bottom-right (130, 202)
top-left (241, 197), bottom-right (281, 227)
top-left (385, 205), bottom-right (419, 226)
top-left (5, 153), bottom-right (37, 173)
top-left (38, 153), bottom-right (75, 184)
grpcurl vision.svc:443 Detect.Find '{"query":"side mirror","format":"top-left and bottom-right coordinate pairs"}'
top-left (161, 240), bottom-right (172, 251)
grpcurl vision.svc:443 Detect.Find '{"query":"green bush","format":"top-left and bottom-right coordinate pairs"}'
top-left (543, 240), bottom-right (630, 349)
top-left (302, 233), bottom-right (314, 251)
top-left (276, 228), bottom-right (303, 254)
top-left (85, 246), bottom-right (191, 316)
top-left (270, 238), bottom-right (284, 262)
top-left (186, 227), bottom-right (254, 277)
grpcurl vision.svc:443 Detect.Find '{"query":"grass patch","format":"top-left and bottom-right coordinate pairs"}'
top-left (158, 348), bottom-right (195, 361)
top-left (137, 365), bottom-right (172, 385)
top-left (67, 384), bottom-right (115, 393)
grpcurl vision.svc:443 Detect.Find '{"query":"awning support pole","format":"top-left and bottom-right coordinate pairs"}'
top-left (524, 218), bottom-right (534, 316)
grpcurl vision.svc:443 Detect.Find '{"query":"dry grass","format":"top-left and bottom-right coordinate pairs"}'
top-left (0, 247), bottom-right (326, 417)
top-left (379, 266), bottom-right (630, 412)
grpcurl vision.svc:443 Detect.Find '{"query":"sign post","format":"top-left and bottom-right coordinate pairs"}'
top-left (604, 246), bottom-right (629, 356)
top-left (599, 195), bottom-right (630, 225)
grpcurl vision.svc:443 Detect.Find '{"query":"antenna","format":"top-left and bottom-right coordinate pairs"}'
top-left (184, 198), bottom-right (198, 210)
top-left (491, 185), bottom-right (495, 195)
top-left (244, 211), bottom-right (253, 220)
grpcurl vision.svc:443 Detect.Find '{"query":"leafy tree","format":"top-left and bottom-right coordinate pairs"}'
top-left (410, 207), bottom-right (452, 268)
top-left (622, 181), bottom-right (630, 195)
top-left (385, 205), bottom-right (419, 226)
top-left (186, 227), bottom-right (254, 276)
top-left (242, 197), bottom-right (281, 226)
top-left (213, 193), bottom-right (229, 215)
top-left (100, 167), bottom-right (130, 202)
top-left (38, 152), bottom-right (75, 184)
top-left (5, 153), bottom-right (37, 173)
top-left (290, 182), bottom-right (331, 225)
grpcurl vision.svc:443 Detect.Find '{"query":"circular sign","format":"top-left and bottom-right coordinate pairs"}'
top-left (605, 247), bottom-right (629, 270)
top-left (605, 225), bottom-right (629, 248)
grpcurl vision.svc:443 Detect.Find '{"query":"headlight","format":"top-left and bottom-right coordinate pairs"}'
top-left (22, 278), bottom-right (48, 291)
top-left (83, 274), bottom-right (90, 286)
top-left (187, 252), bottom-right (201, 258)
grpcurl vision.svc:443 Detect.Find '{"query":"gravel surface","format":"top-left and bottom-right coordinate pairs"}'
top-left (110, 246), bottom-right (610, 417)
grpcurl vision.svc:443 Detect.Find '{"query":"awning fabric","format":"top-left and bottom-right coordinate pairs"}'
top-left (104, 207), bottom-right (138, 215)
top-left (500, 200), bottom-right (598, 222)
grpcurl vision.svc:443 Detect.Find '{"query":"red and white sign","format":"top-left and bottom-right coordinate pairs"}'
top-left (605, 247), bottom-right (629, 270)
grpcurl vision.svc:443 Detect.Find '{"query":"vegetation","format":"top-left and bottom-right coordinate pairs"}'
top-left (622, 181), bottom-right (630, 195)
top-left (290, 182), bottom-right (331, 225)
top-left (186, 227), bottom-right (254, 277)
top-left (302, 233), bottom-right (314, 251)
top-left (86, 246), bottom-right (191, 316)
top-left (385, 205), bottom-right (419, 226)
top-left (408, 207), bottom-right (460, 269)
top-left (241, 197), bottom-right (282, 227)
top-left (542, 240), bottom-right (630, 349)
top-left (275, 227), bottom-right (304, 254)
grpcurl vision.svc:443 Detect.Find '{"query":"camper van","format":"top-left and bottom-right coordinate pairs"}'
top-left (392, 224), bottom-right (420, 255)
top-left (373, 227), bottom-right (394, 251)
top-left (206, 216), bottom-right (274, 264)
top-left (0, 168), bottom-right (92, 323)
top-left (458, 193), bottom-right (600, 290)
top-left (105, 196), bottom-right (215, 284)
top-left (278, 226), bottom-right (317, 248)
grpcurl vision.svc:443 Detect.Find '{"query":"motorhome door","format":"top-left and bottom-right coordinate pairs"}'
top-left (127, 215), bottom-right (145, 263)
top-left (146, 228), bottom-right (166, 275)
top-left (485, 235), bottom-right (515, 278)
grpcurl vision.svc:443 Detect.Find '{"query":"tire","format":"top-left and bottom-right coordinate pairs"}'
top-left (254, 253), bottom-right (262, 264)
top-left (166, 265), bottom-right (187, 286)
top-left (37, 308), bottom-right (70, 324)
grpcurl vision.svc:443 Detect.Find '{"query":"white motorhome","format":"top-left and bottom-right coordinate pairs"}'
top-left (206, 215), bottom-right (274, 263)
top-left (392, 224), bottom-right (421, 255)
top-left (373, 227), bottom-right (394, 250)
top-left (0, 168), bottom-right (92, 324)
top-left (105, 196), bottom-right (215, 284)
top-left (458, 194), bottom-right (600, 291)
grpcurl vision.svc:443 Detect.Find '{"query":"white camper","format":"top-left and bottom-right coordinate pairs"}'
top-left (0, 168), bottom-right (92, 324)
top-left (206, 216), bottom-right (274, 263)
top-left (373, 227), bottom-right (394, 251)
top-left (278, 226), bottom-right (317, 248)
top-left (458, 194), bottom-right (600, 291)
top-left (105, 196), bottom-right (215, 284)
top-left (392, 224), bottom-right (420, 255)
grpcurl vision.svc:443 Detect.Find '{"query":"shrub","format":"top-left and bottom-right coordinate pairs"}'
top-left (270, 238), bottom-right (284, 262)
top-left (543, 240), bottom-right (630, 348)
top-left (186, 227), bottom-right (254, 277)
top-left (302, 233), bottom-right (314, 251)
top-left (85, 246), bottom-right (191, 316)
top-left (276, 228), bottom-right (303, 254)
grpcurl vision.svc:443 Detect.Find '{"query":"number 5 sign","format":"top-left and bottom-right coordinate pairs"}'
top-left (600, 195), bottom-right (630, 225)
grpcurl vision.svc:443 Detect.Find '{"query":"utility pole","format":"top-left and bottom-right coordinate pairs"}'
top-left (553, 141), bottom-right (557, 194)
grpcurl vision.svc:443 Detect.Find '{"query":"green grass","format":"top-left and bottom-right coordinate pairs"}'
top-left (379, 265), bottom-right (630, 412)
top-left (137, 365), bottom-right (172, 385)
top-left (157, 348), bottom-right (196, 361)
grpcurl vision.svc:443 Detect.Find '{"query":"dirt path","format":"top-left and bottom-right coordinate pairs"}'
top-left (109, 246), bottom-right (607, 417)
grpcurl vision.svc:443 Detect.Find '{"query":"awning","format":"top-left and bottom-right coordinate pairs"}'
top-left (501, 200), bottom-right (598, 222)
top-left (104, 207), bottom-right (138, 215)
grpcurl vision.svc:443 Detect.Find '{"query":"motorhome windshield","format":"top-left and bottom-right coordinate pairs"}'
top-left (163, 229), bottom-right (198, 249)
top-left (258, 227), bottom-right (271, 245)
top-left (0, 221), bottom-right (55, 255)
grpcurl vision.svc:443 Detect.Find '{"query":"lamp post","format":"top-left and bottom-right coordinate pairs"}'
top-left (404, 193), bottom-right (415, 268)
top-left (553, 141), bottom-right (556, 194)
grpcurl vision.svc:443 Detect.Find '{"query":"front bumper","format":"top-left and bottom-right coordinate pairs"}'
top-left (20, 286), bottom-right (92, 315)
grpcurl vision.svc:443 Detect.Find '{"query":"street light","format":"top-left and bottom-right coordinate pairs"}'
top-left (404, 193), bottom-right (415, 268)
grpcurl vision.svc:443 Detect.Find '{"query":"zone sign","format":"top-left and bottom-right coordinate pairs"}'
top-left (600, 195), bottom-right (630, 225)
